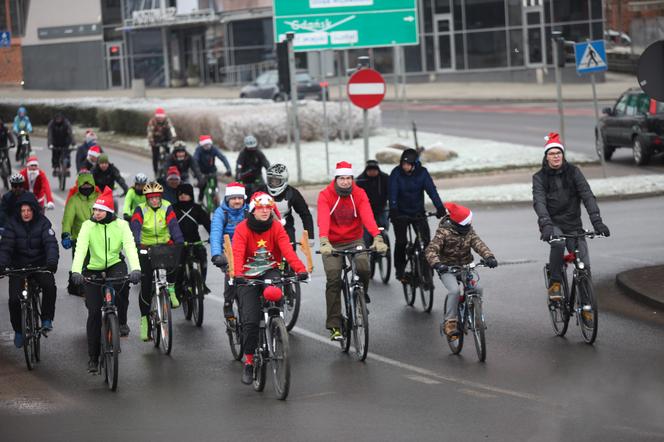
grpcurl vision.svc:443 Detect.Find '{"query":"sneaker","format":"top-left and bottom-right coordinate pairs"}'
top-left (223, 301), bottom-right (235, 319)
top-left (140, 316), bottom-right (149, 342)
top-left (329, 328), bottom-right (343, 341)
top-left (204, 284), bottom-right (211, 295)
top-left (548, 282), bottom-right (563, 302)
top-left (14, 332), bottom-right (24, 348)
top-left (444, 319), bottom-right (458, 338)
top-left (87, 358), bottom-right (99, 374)
top-left (168, 285), bottom-right (180, 308)
top-left (119, 324), bottom-right (130, 337)
top-left (241, 363), bottom-right (253, 385)
top-left (41, 319), bottom-right (53, 332)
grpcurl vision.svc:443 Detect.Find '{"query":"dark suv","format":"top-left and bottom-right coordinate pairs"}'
top-left (596, 88), bottom-right (664, 165)
top-left (239, 70), bottom-right (323, 101)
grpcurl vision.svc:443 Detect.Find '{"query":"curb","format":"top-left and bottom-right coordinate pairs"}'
top-left (616, 268), bottom-right (664, 311)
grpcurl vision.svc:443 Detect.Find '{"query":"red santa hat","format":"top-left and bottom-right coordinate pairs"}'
top-left (248, 191), bottom-right (275, 212)
top-left (544, 132), bottom-right (565, 153)
top-left (26, 155), bottom-right (39, 167)
top-left (155, 107), bottom-right (166, 118)
top-left (334, 161), bottom-right (353, 177)
top-left (445, 202), bottom-right (473, 226)
top-left (93, 187), bottom-right (114, 213)
top-left (87, 145), bottom-right (101, 158)
top-left (199, 135), bottom-right (213, 146)
top-left (225, 182), bottom-right (246, 200)
top-left (166, 166), bottom-right (181, 181)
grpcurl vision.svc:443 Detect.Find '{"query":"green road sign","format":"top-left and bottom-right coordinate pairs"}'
top-left (273, 0), bottom-right (418, 52)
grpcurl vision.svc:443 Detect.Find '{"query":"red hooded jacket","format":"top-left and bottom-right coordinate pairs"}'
top-left (317, 181), bottom-right (379, 244)
top-left (232, 217), bottom-right (306, 277)
top-left (20, 168), bottom-right (54, 207)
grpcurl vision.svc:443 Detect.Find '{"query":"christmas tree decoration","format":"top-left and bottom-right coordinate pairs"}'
top-left (243, 246), bottom-right (277, 277)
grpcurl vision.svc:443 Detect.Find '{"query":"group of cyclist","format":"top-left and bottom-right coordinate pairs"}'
top-left (0, 103), bottom-right (611, 385)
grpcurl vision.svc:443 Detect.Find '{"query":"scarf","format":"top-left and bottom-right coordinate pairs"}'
top-left (247, 213), bottom-right (272, 233)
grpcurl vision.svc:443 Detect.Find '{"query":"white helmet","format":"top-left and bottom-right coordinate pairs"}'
top-left (266, 163), bottom-right (288, 196)
top-left (244, 135), bottom-right (258, 150)
top-left (134, 173), bottom-right (148, 184)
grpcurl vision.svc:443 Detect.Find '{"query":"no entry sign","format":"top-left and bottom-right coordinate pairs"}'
top-left (347, 68), bottom-right (386, 110)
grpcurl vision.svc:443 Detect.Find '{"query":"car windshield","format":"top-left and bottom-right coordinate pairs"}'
top-left (296, 73), bottom-right (312, 82)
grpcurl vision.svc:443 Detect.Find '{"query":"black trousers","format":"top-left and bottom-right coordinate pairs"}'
top-left (237, 269), bottom-right (280, 357)
top-left (8, 272), bottom-right (57, 333)
top-left (175, 244), bottom-right (207, 295)
top-left (51, 145), bottom-right (70, 169)
top-left (392, 216), bottom-right (431, 276)
top-left (83, 262), bottom-right (127, 359)
top-left (151, 144), bottom-right (160, 176)
top-left (138, 253), bottom-right (175, 317)
top-left (549, 226), bottom-right (590, 283)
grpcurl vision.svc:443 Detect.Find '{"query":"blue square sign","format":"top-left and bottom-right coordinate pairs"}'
top-left (574, 40), bottom-right (608, 74)
top-left (0, 31), bottom-right (11, 48)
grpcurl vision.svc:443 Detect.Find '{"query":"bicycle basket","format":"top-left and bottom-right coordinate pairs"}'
top-left (147, 244), bottom-right (183, 271)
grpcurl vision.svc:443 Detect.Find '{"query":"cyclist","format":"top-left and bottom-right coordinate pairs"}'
top-left (70, 188), bottom-right (142, 371)
top-left (0, 117), bottom-right (16, 170)
top-left (20, 156), bottom-right (55, 211)
top-left (80, 145), bottom-right (102, 173)
top-left (259, 163), bottom-right (314, 247)
top-left (0, 174), bottom-right (25, 232)
top-left (75, 130), bottom-right (100, 173)
top-left (130, 181), bottom-right (184, 342)
top-left (317, 161), bottom-right (388, 341)
top-left (425, 202), bottom-right (498, 338)
top-left (210, 182), bottom-right (248, 317)
top-left (0, 192), bottom-right (59, 348)
top-left (12, 106), bottom-right (32, 162)
top-left (47, 113), bottom-right (74, 176)
top-left (157, 166), bottom-right (181, 205)
top-left (235, 135), bottom-right (269, 198)
top-left (147, 107), bottom-right (177, 176)
top-left (92, 154), bottom-right (129, 195)
top-left (173, 183), bottom-right (211, 296)
top-left (160, 141), bottom-right (204, 186)
top-left (122, 173), bottom-right (148, 222)
top-left (193, 135), bottom-right (232, 203)
top-left (389, 148), bottom-right (446, 283)
top-left (232, 191), bottom-right (308, 384)
top-left (532, 133), bottom-right (610, 303)
top-left (356, 159), bottom-right (389, 247)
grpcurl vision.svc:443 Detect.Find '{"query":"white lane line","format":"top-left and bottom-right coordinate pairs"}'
top-left (406, 374), bottom-right (441, 385)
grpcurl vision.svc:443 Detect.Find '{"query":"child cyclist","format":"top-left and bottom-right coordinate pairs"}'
top-left (424, 202), bottom-right (498, 338)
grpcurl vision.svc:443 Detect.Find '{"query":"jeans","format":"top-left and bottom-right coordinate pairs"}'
top-left (439, 272), bottom-right (482, 321)
top-left (549, 226), bottom-right (590, 284)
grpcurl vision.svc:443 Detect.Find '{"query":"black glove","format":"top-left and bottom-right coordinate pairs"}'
top-left (435, 206), bottom-right (447, 219)
top-left (484, 256), bottom-right (498, 268)
top-left (593, 222), bottom-right (610, 237)
top-left (129, 270), bottom-right (141, 285)
top-left (433, 263), bottom-right (448, 275)
top-left (234, 276), bottom-right (246, 285)
top-left (296, 272), bottom-right (309, 281)
top-left (71, 272), bottom-right (85, 286)
top-left (540, 225), bottom-right (554, 242)
top-left (212, 254), bottom-right (228, 268)
top-left (46, 264), bottom-right (57, 274)
top-left (123, 213), bottom-right (131, 222)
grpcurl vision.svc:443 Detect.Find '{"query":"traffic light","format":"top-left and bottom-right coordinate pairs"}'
top-left (277, 41), bottom-right (290, 96)
top-left (555, 37), bottom-right (566, 68)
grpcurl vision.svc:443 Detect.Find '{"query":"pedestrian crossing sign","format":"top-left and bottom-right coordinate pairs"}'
top-left (574, 40), bottom-right (608, 74)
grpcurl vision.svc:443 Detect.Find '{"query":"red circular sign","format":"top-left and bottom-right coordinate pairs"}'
top-left (347, 68), bottom-right (386, 110)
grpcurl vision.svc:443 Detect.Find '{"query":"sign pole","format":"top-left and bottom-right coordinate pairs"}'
top-left (363, 109), bottom-right (369, 164)
top-left (319, 50), bottom-right (330, 177)
top-left (590, 72), bottom-right (607, 177)
top-left (344, 50), bottom-right (353, 145)
top-left (286, 33), bottom-right (302, 183)
top-left (336, 51), bottom-right (346, 144)
top-left (552, 35), bottom-right (566, 144)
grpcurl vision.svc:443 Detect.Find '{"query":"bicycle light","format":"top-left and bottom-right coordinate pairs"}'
top-left (578, 262), bottom-right (585, 270)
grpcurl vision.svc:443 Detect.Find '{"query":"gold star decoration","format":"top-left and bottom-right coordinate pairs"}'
top-left (256, 239), bottom-right (267, 248)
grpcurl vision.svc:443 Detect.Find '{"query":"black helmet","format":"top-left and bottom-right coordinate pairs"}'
top-left (400, 148), bottom-right (418, 165)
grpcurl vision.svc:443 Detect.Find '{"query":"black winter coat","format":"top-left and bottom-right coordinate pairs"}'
top-left (0, 190), bottom-right (21, 228)
top-left (256, 185), bottom-right (314, 242)
top-left (174, 201), bottom-right (211, 242)
top-left (356, 169), bottom-right (389, 215)
top-left (47, 119), bottom-right (73, 147)
top-left (0, 192), bottom-right (59, 269)
top-left (92, 163), bottom-right (129, 193)
top-left (235, 149), bottom-right (269, 184)
top-left (161, 154), bottom-right (203, 184)
top-left (532, 160), bottom-right (602, 233)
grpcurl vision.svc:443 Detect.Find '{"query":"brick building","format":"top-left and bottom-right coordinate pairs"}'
top-left (605, 0), bottom-right (664, 52)
top-left (0, 0), bottom-right (26, 85)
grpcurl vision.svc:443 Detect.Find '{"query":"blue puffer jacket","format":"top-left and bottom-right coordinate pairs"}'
top-left (210, 201), bottom-right (248, 256)
top-left (388, 162), bottom-right (443, 216)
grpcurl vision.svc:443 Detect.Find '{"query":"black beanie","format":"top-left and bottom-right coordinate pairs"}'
top-left (177, 183), bottom-right (194, 199)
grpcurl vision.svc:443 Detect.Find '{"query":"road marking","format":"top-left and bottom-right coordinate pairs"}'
top-left (459, 388), bottom-right (497, 399)
top-left (405, 374), bottom-right (441, 385)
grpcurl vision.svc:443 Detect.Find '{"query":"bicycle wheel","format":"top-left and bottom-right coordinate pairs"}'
top-left (339, 284), bottom-right (351, 353)
top-left (32, 294), bottom-right (42, 363)
top-left (58, 166), bottom-right (66, 191)
top-left (226, 297), bottom-right (243, 361)
top-left (104, 314), bottom-right (120, 391)
top-left (417, 251), bottom-right (434, 313)
top-left (577, 276), bottom-right (598, 345)
top-left (402, 255), bottom-right (416, 306)
top-left (283, 282), bottom-right (301, 332)
top-left (190, 268), bottom-right (204, 327)
top-left (351, 286), bottom-right (369, 362)
top-left (253, 339), bottom-right (267, 392)
top-left (159, 288), bottom-right (173, 355)
top-left (150, 293), bottom-right (161, 348)
top-left (378, 233), bottom-right (391, 284)
top-left (21, 302), bottom-right (35, 370)
top-left (547, 267), bottom-right (570, 337)
top-left (469, 297), bottom-right (486, 362)
top-left (269, 317), bottom-right (290, 400)
top-left (443, 296), bottom-right (464, 355)
top-left (370, 252), bottom-right (376, 279)
top-left (182, 268), bottom-right (192, 321)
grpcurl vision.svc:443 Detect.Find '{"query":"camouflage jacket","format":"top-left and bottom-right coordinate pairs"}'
top-left (425, 220), bottom-right (493, 267)
top-left (147, 117), bottom-right (176, 146)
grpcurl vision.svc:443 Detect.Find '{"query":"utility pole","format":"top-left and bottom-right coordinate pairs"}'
top-left (552, 30), bottom-right (565, 143)
top-left (286, 32), bottom-right (302, 183)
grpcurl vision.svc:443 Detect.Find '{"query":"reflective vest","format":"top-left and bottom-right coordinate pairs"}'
top-left (138, 202), bottom-right (171, 246)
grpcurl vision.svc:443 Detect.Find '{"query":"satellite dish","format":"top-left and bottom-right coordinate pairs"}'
top-left (637, 40), bottom-right (664, 101)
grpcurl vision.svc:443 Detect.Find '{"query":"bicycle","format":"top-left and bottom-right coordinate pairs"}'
top-left (0, 144), bottom-right (15, 188)
top-left (398, 213), bottom-right (436, 312)
top-left (181, 240), bottom-right (207, 327)
top-left (16, 130), bottom-right (31, 167)
top-left (201, 173), bottom-right (220, 214)
top-left (544, 230), bottom-right (604, 345)
top-left (280, 231), bottom-right (313, 332)
top-left (441, 261), bottom-right (489, 362)
top-left (234, 275), bottom-right (304, 400)
top-left (140, 244), bottom-right (182, 355)
top-left (0, 266), bottom-right (50, 370)
top-left (48, 145), bottom-right (76, 191)
top-left (83, 273), bottom-right (132, 391)
top-left (317, 246), bottom-right (371, 361)
top-left (369, 228), bottom-right (391, 284)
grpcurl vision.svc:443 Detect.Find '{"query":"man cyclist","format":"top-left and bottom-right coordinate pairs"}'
top-left (389, 148), bottom-right (446, 283)
top-left (157, 166), bottom-right (181, 205)
top-left (160, 141), bottom-right (204, 187)
top-left (147, 107), bottom-right (177, 176)
top-left (71, 188), bottom-right (141, 372)
top-left (92, 154), bottom-right (129, 195)
top-left (130, 181), bottom-right (184, 342)
top-left (210, 182), bottom-right (248, 317)
top-left (12, 106), bottom-right (32, 162)
top-left (235, 135), bottom-right (269, 198)
top-left (317, 161), bottom-right (388, 341)
top-left (532, 133), bottom-right (610, 303)
top-left (76, 130), bottom-right (101, 173)
top-left (0, 192), bottom-right (59, 348)
top-left (232, 192), bottom-right (308, 384)
top-left (193, 135), bottom-right (232, 203)
top-left (0, 174), bottom-right (26, 233)
top-left (123, 173), bottom-right (148, 222)
top-left (0, 117), bottom-right (16, 170)
top-left (47, 113), bottom-right (74, 176)
top-left (356, 159), bottom-right (389, 247)
top-left (20, 156), bottom-right (55, 211)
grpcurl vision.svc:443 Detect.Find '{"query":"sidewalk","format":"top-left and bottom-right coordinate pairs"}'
top-left (616, 266), bottom-right (664, 310)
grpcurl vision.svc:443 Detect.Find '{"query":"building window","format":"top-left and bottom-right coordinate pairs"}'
top-left (509, 29), bottom-right (523, 66)
top-left (507, 0), bottom-right (521, 27)
top-left (465, 0), bottom-right (506, 30)
top-left (466, 30), bottom-right (507, 68)
top-left (551, 0), bottom-right (589, 23)
top-left (404, 43), bottom-right (423, 72)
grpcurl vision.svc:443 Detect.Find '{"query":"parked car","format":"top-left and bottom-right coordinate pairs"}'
top-left (239, 69), bottom-right (324, 101)
top-left (596, 87), bottom-right (664, 165)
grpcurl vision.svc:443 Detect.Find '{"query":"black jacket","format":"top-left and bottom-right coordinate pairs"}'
top-left (532, 160), bottom-right (602, 233)
top-left (0, 192), bottom-right (59, 269)
top-left (47, 118), bottom-right (74, 147)
top-left (161, 153), bottom-right (203, 184)
top-left (0, 122), bottom-right (16, 148)
top-left (174, 201), bottom-right (210, 242)
top-left (356, 168), bottom-right (389, 215)
top-left (236, 149), bottom-right (269, 184)
top-left (0, 190), bottom-right (22, 228)
top-left (257, 185), bottom-right (314, 242)
top-left (92, 163), bottom-right (128, 193)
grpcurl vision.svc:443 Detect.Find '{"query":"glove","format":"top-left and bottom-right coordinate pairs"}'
top-left (224, 171), bottom-right (232, 177)
top-left (389, 208), bottom-right (400, 221)
top-left (46, 201), bottom-right (55, 210)
top-left (46, 263), bottom-right (57, 273)
top-left (296, 272), bottom-right (309, 281)
top-left (61, 233), bottom-right (72, 250)
top-left (319, 237), bottom-right (333, 257)
top-left (129, 270), bottom-right (141, 285)
top-left (71, 272), bottom-right (84, 286)
top-left (123, 214), bottom-right (131, 222)
top-left (540, 225), bottom-right (554, 242)
top-left (433, 263), bottom-right (448, 275)
top-left (212, 254), bottom-right (228, 268)
top-left (435, 206), bottom-right (447, 219)
top-left (371, 235), bottom-right (388, 254)
top-left (593, 222), bottom-right (610, 237)
top-left (484, 256), bottom-right (498, 268)
top-left (234, 276), bottom-right (247, 285)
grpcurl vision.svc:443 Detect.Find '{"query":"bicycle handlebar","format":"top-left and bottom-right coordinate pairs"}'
top-left (83, 275), bottom-right (133, 286)
top-left (184, 240), bottom-right (209, 246)
top-left (393, 211), bottom-right (437, 221)
top-left (445, 261), bottom-right (488, 273)
top-left (0, 266), bottom-right (51, 278)
top-left (548, 230), bottom-right (606, 244)
top-left (315, 246), bottom-right (372, 257)
top-left (233, 275), bottom-right (305, 286)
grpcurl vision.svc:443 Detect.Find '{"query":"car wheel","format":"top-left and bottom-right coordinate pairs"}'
top-left (274, 93), bottom-right (285, 102)
top-left (240, 93), bottom-right (247, 98)
top-left (633, 136), bottom-right (651, 166)
top-left (595, 133), bottom-right (614, 161)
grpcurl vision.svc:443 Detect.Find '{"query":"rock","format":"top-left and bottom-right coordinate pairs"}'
top-left (375, 149), bottom-right (403, 163)
top-left (421, 146), bottom-right (457, 162)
